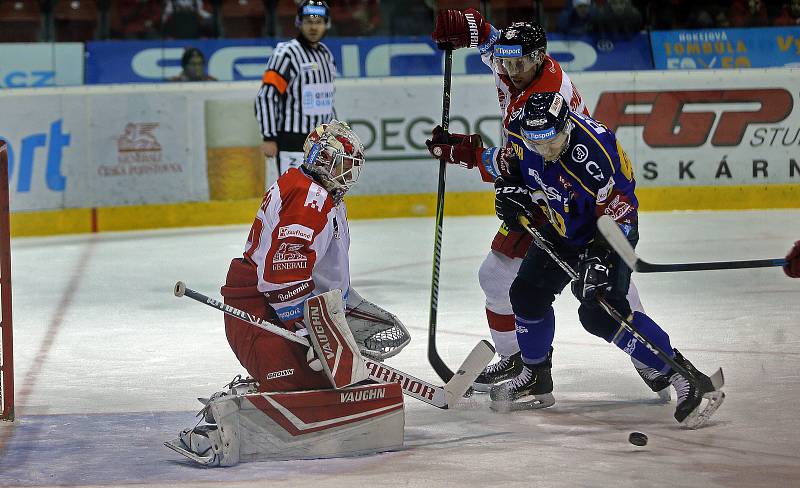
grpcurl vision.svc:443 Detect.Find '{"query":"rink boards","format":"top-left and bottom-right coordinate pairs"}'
top-left (2, 69), bottom-right (799, 236)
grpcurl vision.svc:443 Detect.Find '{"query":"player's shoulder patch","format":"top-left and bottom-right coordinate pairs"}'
top-left (565, 116), bottom-right (617, 186)
top-left (531, 60), bottom-right (563, 93)
top-left (279, 169), bottom-right (333, 212)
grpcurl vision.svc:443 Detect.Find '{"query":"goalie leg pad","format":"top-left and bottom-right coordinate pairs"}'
top-left (166, 383), bottom-right (405, 466)
top-left (306, 289), bottom-right (369, 389)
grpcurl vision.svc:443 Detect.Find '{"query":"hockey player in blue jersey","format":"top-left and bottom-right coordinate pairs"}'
top-left (490, 92), bottom-right (725, 428)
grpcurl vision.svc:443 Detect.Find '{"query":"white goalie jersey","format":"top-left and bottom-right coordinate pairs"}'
top-left (244, 167), bottom-right (351, 325)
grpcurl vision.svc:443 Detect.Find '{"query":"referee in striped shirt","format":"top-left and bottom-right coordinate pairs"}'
top-left (255, 0), bottom-right (337, 175)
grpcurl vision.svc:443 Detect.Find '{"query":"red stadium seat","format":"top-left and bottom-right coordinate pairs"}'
top-left (276, 0), bottom-right (298, 37)
top-left (55, 0), bottom-right (98, 42)
top-left (222, 0), bottom-right (265, 38)
top-left (436, 0), bottom-right (481, 9)
top-left (0, 0), bottom-right (41, 42)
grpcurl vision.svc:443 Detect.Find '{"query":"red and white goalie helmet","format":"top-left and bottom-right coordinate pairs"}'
top-left (302, 120), bottom-right (365, 192)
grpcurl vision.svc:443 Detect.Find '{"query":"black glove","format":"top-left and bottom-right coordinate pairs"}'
top-left (571, 244), bottom-right (613, 302)
top-left (494, 176), bottom-right (535, 232)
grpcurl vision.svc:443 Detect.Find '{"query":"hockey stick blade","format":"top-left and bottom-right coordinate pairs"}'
top-left (597, 216), bottom-right (786, 273)
top-left (596, 216), bottom-right (639, 269)
top-left (443, 340), bottom-right (495, 408)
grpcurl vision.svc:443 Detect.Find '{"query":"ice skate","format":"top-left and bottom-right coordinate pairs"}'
top-left (489, 350), bottom-right (554, 412)
top-left (635, 364), bottom-right (671, 402)
top-left (164, 425), bottom-right (224, 466)
top-left (668, 349), bottom-right (725, 429)
top-left (473, 351), bottom-right (523, 393)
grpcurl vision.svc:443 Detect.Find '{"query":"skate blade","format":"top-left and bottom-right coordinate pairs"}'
top-left (471, 382), bottom-right (492, 393)
top-left (709, 368), bottom-right (724, 390)
top-left (490, 393), bottom-right (555, 413)
top-left (164, 439), bottom-right (218, 466)
top-left (681, 390), bottom-right (725, 430)
top-left (656, 387), bottom-right (671, 403)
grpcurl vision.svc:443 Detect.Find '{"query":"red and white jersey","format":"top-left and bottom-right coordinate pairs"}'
top-left (243, 168), bottom-right (350, 325)
top-left (479, 50), bottom-right (588, 142)
top-left (475, 43), bottom-right (590, 183)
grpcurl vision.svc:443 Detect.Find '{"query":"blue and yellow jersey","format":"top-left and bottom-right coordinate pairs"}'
top-left (505, 111), bottom-right (639, 247)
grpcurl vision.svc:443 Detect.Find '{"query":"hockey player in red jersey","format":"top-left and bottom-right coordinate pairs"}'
top-left (427, 9), bottom-right (650, 396)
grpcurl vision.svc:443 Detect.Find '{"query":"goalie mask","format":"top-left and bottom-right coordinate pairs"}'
top-left (520, 92), bottom-right (573, 162)
top-left (302, 120), bottom-right (365, 198)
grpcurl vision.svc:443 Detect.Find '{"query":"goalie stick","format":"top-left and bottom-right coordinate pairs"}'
top-left (174, 281), bottom-right (494, 409)
top-left (518, 216), bottom-right (724, 428)
top-left (597, 215), bottom-right (786, 273)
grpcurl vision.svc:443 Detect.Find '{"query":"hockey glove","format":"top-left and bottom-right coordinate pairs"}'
top-left (784, 240), bottom-right (800, 278)
top-left (431, 8), bottom-right (490, 50)
top-left (572, 244), bottom-right (613, 302)
top-left (496, 146), bottom-right (521, 179)
top-left (494, 176), bottom-right (538, 232)
top-left (426, 125), bottom-right (484, 169)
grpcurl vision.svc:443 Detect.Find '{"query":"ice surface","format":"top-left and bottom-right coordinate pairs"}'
top-left (1, 210), bottom-right (799, 487)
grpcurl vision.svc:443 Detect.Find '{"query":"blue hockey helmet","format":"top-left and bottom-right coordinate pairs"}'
top-left (520, 92), bottom-right (572, 161)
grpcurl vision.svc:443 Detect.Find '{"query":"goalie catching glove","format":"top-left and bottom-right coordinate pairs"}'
top-left (345, 288), bottom-right (411, 360)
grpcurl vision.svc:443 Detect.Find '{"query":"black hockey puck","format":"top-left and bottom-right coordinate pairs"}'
top-left (628, 432), bottom-right (648, 446)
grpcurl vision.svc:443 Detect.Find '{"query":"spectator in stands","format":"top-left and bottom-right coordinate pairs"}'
top-left (169, 47), bottom-right (218, 81)
top-left (729, 0), bottom-right (770, 27)
top-left (162, 0), bottom-right (214, 38)
top-left (330, 0), bottom-right (380, 36)
top-left (773, 0), bottom-right (800, 25)
top-left (686, 7), bottom-right (715, 28)
top-left (387, 0), bottom-right (434, 36)
top-left (593, 0), bottom-right (643, 39)
top-left (557, 0), bottom-right (596, 37)
top-left (647, 0), bottom-right (684, 30)
top-left (713, 8), bottom-right (732, 28)
top-left (114, 0), bottom-right (162, 39)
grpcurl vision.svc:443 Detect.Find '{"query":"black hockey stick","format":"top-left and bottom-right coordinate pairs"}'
top-left (428, 48), bottom-right (455, 382)
top-left (597, 215), bottom-right (786, 273)
top-left (174, 281), bottom-right (494, 409)
top-left (517, 216), bottom-right (724, 396)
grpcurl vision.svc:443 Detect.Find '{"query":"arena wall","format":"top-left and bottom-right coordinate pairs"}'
top-left (2, 69), bottom-right (798, 236)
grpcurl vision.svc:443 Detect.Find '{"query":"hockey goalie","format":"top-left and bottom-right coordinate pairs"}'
top-left (165, 121), bottom-right (411, 466)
